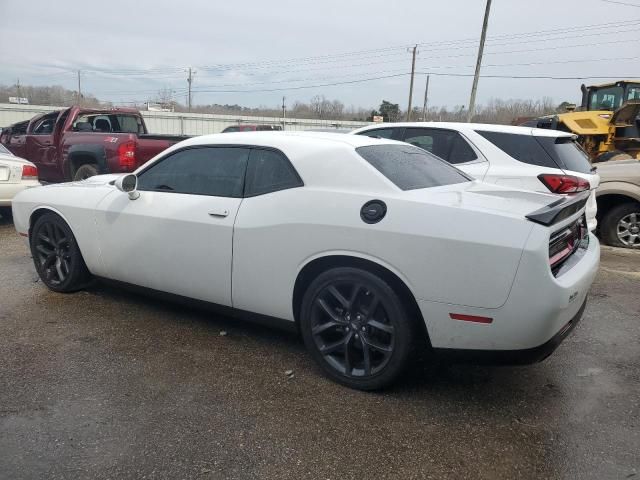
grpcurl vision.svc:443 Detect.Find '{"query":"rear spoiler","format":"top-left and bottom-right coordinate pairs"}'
top-left (525, 191), bottom-right (590, 226)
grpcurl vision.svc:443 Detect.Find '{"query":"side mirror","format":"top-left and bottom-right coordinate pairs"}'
top-left (114, 173), bottom-right (139, 200)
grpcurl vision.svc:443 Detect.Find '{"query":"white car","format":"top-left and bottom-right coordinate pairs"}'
top-left (351, 123), bottom-right (600, 231)
top-left (12, 132), bottom-right (599, 390)
top-left (0, 143), bottom-right (39, 220)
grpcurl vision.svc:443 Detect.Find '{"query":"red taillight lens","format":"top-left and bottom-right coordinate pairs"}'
top-left (118, 141), bottom-right (136, 171)
top-left (538, 174), bottom-right (590, 194)
top-left (21, 164), bottom-right (38, 180)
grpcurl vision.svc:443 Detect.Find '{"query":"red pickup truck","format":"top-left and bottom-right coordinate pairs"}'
top-left (0, 106), bottom-right (188, 182)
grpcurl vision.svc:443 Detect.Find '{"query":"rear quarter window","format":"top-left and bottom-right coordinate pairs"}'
top-left (356, 144), bottom-right (471, 190)
top-left (476, 130), bottom-right (559, 169)
top-left (535, 136), bottom-right (593, 174)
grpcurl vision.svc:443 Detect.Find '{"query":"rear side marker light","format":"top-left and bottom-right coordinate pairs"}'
top-left (21, 164), bottom-right (38, 180)
top-left (538, 174), bottom-right (590, 194)
top-left (450, 313), bottom-right (493, 324)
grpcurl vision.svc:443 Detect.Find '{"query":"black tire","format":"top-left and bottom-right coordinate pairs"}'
top-left (0, 206), bottom-right (12, 220)
top-left (73, 164), bottom-right (99, 181)
top-left (593, 150), bottom-right (633, 163)
top-left (30, 212), bottom-right (92, 292)
top-left (300, 267), bottom-right (416, 390)
top-left (600, 202), bottom-right (640, 249)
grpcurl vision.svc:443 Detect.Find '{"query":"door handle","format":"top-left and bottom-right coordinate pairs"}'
top-left (208, 209), bottom-right (229, 218)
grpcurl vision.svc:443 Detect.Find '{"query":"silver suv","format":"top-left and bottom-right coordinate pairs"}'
top-left (596, 159), bottom-right (640, 248)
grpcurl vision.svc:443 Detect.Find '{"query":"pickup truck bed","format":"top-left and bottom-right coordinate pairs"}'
top-left (1, 106), bottom-right (188, 183)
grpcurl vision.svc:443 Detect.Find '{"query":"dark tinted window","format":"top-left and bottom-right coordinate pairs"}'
top-left (356, 144), bottom-right (470, 191)
top-left (536, 136), bottom-right (592, 174)
top-left (476, 130), bottom-right (559, 169)
top-left (32, 113), bottom-right (58, 135)
top-left (359, 128), bottom-right (396, 139)
top-left (404, 128), bottom-right (477, 164)
top-left (245, 148), bottom-right (303, 196)
top-left (448, 134), bottom-right (478, 164)
top-left (222, 126), bottom-right (240, 133)
top-left (137, 147), bottom-right (249, 197)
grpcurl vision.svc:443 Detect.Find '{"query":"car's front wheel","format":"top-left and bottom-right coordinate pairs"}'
top-left (300, 267), bottom-right (416, 390)
top-left (30, 212), bottom-right (92, 292)
top-left (601, 202), bottom-right (640, 249)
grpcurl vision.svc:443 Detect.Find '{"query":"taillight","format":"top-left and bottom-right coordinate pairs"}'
top-left (549, 218), bottom-right (586, 274)
top-left (21, 164), bottom-right (38, 180)
top-left (118, 141), bottom-right (136, 171)
top-left (538, 174), bottom-right (590, 194)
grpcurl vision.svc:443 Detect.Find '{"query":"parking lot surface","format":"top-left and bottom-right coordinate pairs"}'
top-left (0, 216), bottom-right (639, 480)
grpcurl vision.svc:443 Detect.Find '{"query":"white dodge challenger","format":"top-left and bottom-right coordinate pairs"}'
top-left (12, 132), bottom-right (600, 390)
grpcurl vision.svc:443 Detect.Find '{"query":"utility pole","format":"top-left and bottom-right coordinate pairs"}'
top-left (467, 0), bottom-right (492, 123)
top-left (282, 96), bottom-right (286, 130)
top-left (406, 45), bottom-right (418, 121)
top-left (187, 67), bottom-right (196, 112)
top-left (16, 78), bottom-right (22, 99)
top-left (77, 70), bottom-right (82, 106)
top-left (421, 75), bottom-right (430, 121)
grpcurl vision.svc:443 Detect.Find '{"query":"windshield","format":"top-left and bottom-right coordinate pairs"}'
top-left (356, 144), bottom-right (471, 190)
top-left (588, 86), bottom-right (624, 110)
top-left (0, 144), bottom-right (12, 155)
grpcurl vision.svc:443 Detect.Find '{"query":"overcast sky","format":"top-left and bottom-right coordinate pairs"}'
top-left (0, 0), bottom-right (638, 111)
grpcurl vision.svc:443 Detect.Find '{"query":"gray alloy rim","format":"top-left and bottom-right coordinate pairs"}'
top-left (617, 212), bottom-right (640, 247)
top-left (76, 169), bottom-right (93, 180)
top-left (311, 281), bottom-right (395, 378)
top-left (35, 222), bottom-right (72, 285)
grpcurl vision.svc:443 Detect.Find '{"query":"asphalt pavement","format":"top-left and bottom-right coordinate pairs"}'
top-left (0, 215), bottom-right (638, 479)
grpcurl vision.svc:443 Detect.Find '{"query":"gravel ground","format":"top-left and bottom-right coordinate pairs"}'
top-left (0, 215), bottom-right (639, 479)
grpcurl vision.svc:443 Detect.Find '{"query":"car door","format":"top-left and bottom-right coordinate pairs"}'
top-left (232, 147), bottom-right (305, 320)
top-left (402, 127), bottom-right (489, 179)
top-left (25, 112), bottom-right (60, 181)
top-left (94, 146), bottom-right (249, 306)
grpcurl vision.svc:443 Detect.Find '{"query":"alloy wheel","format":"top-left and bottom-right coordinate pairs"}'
top-left (34, 221), bottom-right (72, 285)
top-left (311, 281), bottom-right (395, 378)
top-left (617, 212), bottom-right (640, 248)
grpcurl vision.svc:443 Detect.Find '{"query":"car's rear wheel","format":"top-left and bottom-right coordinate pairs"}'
top-left (0, 206), bottom-right (12, 220)
top-left (601, 202), bottom-right (640, 249)
top-left (73, 164), bottom-right (98, 181)
top-left (300, 267), bottom-right (415, 390)
top-left (30, 212), bottom-right (92, 292)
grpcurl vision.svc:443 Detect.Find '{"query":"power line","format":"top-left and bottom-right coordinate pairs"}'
top-left (69, 19), bottom-right (640, 78)
top-left (601, 0), bottom-right (640, 7)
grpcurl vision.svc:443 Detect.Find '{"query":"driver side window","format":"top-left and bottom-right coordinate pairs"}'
top-left (137, 147), bottom-right (250, 198)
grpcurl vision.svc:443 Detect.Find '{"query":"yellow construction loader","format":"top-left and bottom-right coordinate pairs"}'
top-left (526, 80), bottom-right (640, 162)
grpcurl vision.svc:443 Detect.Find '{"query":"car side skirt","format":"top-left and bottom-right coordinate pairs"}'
top-left (95, 277), bottom-right (299, 334)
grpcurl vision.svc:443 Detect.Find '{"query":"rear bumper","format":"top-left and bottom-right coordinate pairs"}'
top-left (433, 297), bottom-right (587, 364)
top-left (0, 181), bottom-right (40, 206)
top-left (418, 232), bottom-right (599, 352)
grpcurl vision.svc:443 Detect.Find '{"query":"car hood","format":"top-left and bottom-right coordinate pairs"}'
top-left (401, 180), bottom-right (569, 222)
top-left (37, 174), bottom-right (122, 190)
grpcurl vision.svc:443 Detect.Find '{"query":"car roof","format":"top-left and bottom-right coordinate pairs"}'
top-left (354, 121), bottom-right (574, 138)
top-left (148, 131), bottom-right (410, 193)
top-left (177, 130), bottom-right (398, 150)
